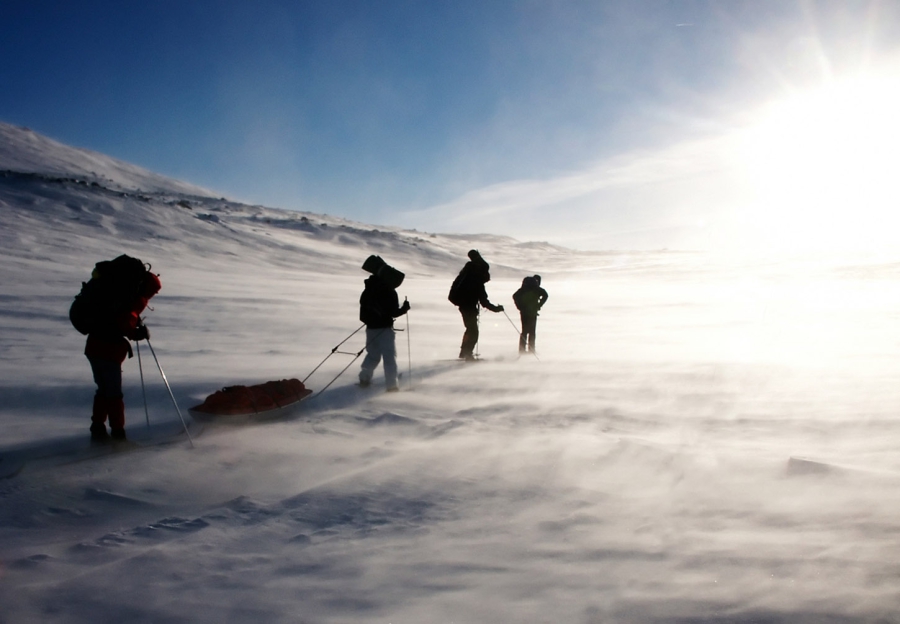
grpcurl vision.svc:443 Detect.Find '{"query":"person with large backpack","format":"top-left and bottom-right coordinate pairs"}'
top-left (448, 250), bottom-right (504, 361)
top-left (512, 274), bottom-right (549, 355)
top-left (70, 255), bottom-right (161, 441)
top-left (358, 255), bottom-right (410, 391)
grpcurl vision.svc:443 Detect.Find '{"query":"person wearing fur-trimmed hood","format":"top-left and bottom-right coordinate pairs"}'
top-left (358, 259), bottom-right (410, 391)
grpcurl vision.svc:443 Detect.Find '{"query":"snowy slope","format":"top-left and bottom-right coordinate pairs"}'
top-left (2, 125), bottom-right (900, 623)
top-left (0, 122), bottom-right (217, 196)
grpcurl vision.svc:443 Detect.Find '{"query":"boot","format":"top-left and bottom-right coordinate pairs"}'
top-left (106, 396), bottom-right (127, 441)
top-left (90, 422), bottom-right (109, 441)
top-left (90, 394), bottom-right (110, 441)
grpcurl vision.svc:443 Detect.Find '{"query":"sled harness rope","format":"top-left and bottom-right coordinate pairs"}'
top-left (304, 325), bottom-right (392, 399)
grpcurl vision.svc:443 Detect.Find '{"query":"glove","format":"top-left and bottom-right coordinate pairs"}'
top-left (495, 305), bottom-right (504, 313)
top-left (133, 325), bottom-right (150, 341)
top-left (400, 300), bottom-right (411, 314)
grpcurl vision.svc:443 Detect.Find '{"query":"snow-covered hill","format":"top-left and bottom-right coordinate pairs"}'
top-left (0, 122), bottom-right (692, 279)
top-left (2, 124), bottom-right (900, 623)
top-left (0, 122), bottom-right (217, 197)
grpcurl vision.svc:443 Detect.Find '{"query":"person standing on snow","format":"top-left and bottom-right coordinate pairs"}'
top-left (79, 256), bottom-right (161, 442)
top-left (358, 257), bottom-right (410, 391)
top-left (448, 249), bottom-right (504, 361)
top-left (512, 274), bottom-right (548, 354)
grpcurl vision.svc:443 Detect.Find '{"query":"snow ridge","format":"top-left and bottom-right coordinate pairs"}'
top-left (0, 122), bottom-right (216, 197)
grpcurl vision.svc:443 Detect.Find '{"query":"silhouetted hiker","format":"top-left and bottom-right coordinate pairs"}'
top-left (359, 255), bottom-right (410, 391)
top-left (69, 255), bottom-right (161, 442)
top-left (448, 249), bottom-right (504, 361)
top-left (512, 274), bottom-right (548, 354)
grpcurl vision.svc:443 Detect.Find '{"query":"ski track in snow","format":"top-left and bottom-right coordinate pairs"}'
top-left (2, 122), bottom-right (900, 622)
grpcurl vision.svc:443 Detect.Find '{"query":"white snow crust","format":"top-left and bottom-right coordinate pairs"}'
top-left (2, 125), bottom-right (900, 623)
top-left (0, 122), bottom-right (216, 197)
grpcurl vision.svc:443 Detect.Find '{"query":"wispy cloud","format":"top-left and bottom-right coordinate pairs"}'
top-left (406, 51), bottom-right (900, 254)
top-left (403, 131), bottom-right (746, 250)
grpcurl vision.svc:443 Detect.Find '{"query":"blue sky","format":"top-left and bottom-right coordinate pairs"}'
top-left (2, 1), bottom-right (898, 250)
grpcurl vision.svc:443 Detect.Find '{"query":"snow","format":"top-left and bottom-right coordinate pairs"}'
top-left (2, 124), bottom-right (900, 622)
top-left (0, 123), bottom-right (217, 197)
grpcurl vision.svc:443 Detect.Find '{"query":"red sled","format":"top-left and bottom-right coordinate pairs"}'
top-left (188, 378), bottom-right (312, 423)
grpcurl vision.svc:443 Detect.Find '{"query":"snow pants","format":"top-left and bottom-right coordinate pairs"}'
top-left (458, 305), bottom-right (479, 359)
top-left (359, 327), bottom-right (399, 390)
top-left (519, 313), bottom-right (537, 353)
top-left (87, 355), bottom-right (126, 430)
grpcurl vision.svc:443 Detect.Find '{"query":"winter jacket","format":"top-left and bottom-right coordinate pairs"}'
top-left (360, 275), bottom-right (407, 328)
top-left (513, 278), bottom-right (548, 317)
top-left (84, 273), bottom-right (161, 363)
top-left (449, 260), bottom-right (502, 312)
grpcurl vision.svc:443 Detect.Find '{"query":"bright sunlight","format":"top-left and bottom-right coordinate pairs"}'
top-left (737, 67), bottom-right (900, 251)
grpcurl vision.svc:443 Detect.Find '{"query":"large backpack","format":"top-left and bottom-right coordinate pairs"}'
top-left (448, 260), bottom-right (489, 306)
top-left (69, 255), bottom-right (154, 335)
top-left (448, 270), bottom-right (467, 306)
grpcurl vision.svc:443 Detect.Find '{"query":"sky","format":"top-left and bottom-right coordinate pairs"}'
top-left (2, 0), bottom-right (899, 251)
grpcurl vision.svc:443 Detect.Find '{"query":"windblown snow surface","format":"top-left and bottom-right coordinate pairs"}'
top-left (2, 122), bottom-right (900, 623)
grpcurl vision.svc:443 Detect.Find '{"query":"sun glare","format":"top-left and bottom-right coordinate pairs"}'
top-left (737, 68), bottom-right (900, 251)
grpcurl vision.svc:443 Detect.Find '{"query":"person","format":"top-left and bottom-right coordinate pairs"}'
top-left (448, 249), bottom-right (504, 361)
top-left (83, 258), bottom-right (161, 441)
top-left (358, 259), bottom-right (410, 391)
top-left (512, 274), bottom-right (548, 354)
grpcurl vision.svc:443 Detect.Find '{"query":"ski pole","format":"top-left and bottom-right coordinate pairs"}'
top-left (474, 306), bottom-right (480, 359)
top-left (405, 297), bottom-right (412, 389)
top-left (501, 308), bottom-right (521, 335)
top-left (145, 337), bottom-right (194, 448)
top-left (302, 323), bottom-right (366, 384)
top-left (502, 309), bottom-right (540, 361)
top-left (136, 340), bottom-right (150, 430)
